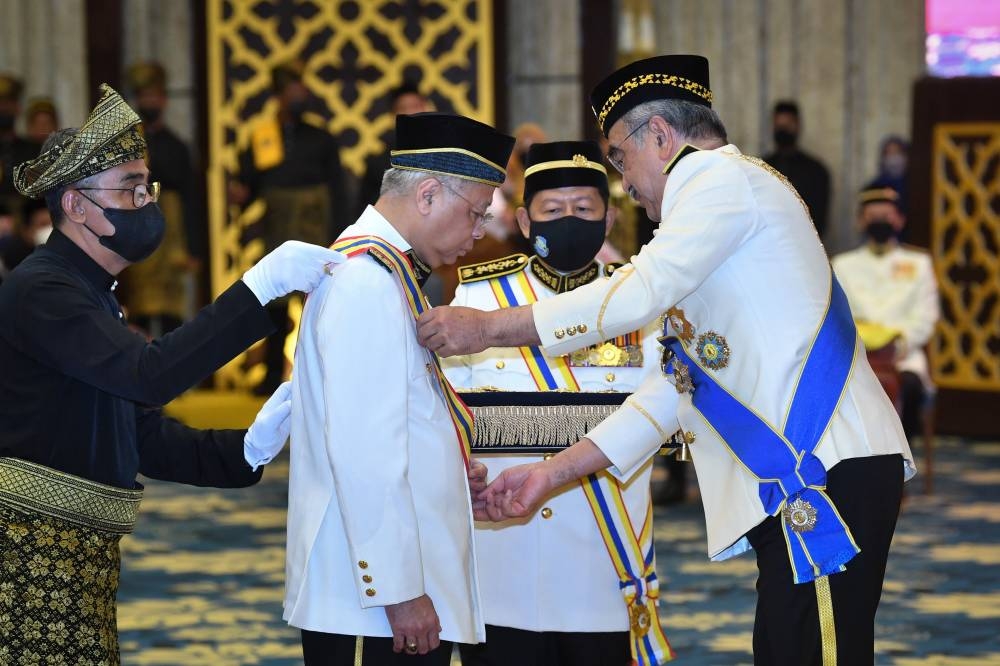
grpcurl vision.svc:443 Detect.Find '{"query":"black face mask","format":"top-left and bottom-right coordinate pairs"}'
top-left (774, 129), bottom-right (797, 148)
top-left (865, 219), bottom-right (896, 245)
top-left (0, 112), bottom-right (14, 131)
top-left (137, 106), bottom-right (162, 125)
top-left (83, 201), bottom-right (166, 262)
top-left (529, 215), bottom-right (606, 272)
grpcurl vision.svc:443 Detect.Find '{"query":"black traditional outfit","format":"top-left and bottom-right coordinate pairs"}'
top-left (0, 84), bottom-right (275, 664)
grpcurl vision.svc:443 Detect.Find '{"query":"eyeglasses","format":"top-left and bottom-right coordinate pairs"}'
top-left (606, 121), bottom-right (649, 173)
top-left (76, 181), bottom-right (161, 209)
top-left (437, 179), bottom-right (493, 234)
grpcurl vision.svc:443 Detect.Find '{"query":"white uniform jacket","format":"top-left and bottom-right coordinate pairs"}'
top-left (443, 257), bottom-right (674, 633)
top-left (284, 206), bottom-right (484, 644)
top-left (531, 145), bottom-right (916, 562)
top-left (831, 244), bottom-right (939, 389)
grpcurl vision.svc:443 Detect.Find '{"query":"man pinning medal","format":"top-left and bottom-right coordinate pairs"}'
top-left (0, 84), bottom-right (343, 663)
top-left (418, 55), bottom-right (915, 665)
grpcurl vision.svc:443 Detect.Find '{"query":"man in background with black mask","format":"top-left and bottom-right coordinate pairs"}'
top-left (832, 181), bottom-right (939, 442)
top-left (0, 74), bottom-right (37, 230)
top-left (232, 59), bottom-right (349, 395)
top-left (0, 84), bottom-right (344, 662)
top-left (764, 100), bottom-right (831, 239)
top-left (444, 141), bottom-right (674, 666)
top-left (120, 61), bottom-right (202, 335)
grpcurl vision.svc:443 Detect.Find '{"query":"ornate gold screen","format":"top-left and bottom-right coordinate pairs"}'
top-left (206, 0), bottom-right (494, 387)
top-left (929, 123), bottom-right (1000, 392)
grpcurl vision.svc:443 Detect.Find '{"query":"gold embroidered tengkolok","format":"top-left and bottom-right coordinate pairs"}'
top-left (13, 84), bottom-right (146, 198)
top-left (596, 73), bottom-right (714, 132)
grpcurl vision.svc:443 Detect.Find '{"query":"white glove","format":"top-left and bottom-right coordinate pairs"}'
top-left (242, 241), bottom-right (345, 305)
top-left (244, 381), bottom-right (292, 470)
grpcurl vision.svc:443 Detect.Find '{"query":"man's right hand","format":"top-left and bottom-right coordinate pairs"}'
top-left (416, 305), bottom-right (490, 357)
top-left (241, 241), bottom-right (345, 305)
top-left (385, 594), bottom-right (442, 655)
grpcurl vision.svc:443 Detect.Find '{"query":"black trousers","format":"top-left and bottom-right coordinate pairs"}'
top-left (302, 629), bottom-right (453, 666)
top-left (899, 371), bottom-right (927, 441)
top-left (458, 624), bottom-right (631, 666)
top-left (746, 454), bottom-right (904, 666)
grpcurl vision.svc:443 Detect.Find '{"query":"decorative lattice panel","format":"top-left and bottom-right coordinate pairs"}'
top-left (929, 122), bottom-right (1000, 391)
top-left (206, 0), bottom-right (494, 387)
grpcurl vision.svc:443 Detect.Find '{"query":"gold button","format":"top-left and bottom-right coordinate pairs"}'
top-left (606, 372), bottom-right (616, 383)
top-left (684, 431), bottom-right (697, 444)
top-left (567, 325), bottom-right (577, 336)
top-left (425, 363), bottom-right (434, 374)
top-left (358, 561), bottom-right (368, 569)
top-left (495, 360), bottom-right (505, 370)
top-left (362, 575), bottom-right (372, 583)
top-left (543, 453), bottom-right (555, 461)
top-left (579, 324), bottom-right (588, 333)
top-left (554, 328), bottom-right (565, 339)
top-left (365, 588), bottom-right (376, 597)
top-left (541, 507), bottom-right (553, 519)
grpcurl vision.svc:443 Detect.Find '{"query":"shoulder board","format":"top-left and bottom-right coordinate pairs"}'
top-left (457, 253), bottom-right (529, 284)
top-left (361, 247), bottom-right (396, 274)
top-left (604, 262), bottom-right (625, 277)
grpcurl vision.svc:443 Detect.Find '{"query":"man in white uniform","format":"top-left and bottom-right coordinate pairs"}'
top-left (445, 140), bottom-right (674, 666)
top-left (418, 55), bottom-right (914, 666)
top-left (285, 112), bottom-right (514, 665)
top-left (832, 182), bottom-right (939, 441)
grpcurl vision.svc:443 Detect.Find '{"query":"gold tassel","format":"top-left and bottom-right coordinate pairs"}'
top-left (468, 404), bottom-right (621, 449)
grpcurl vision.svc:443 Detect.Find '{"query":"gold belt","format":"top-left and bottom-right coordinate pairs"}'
top-left (0, 457), bottom-right (142, 534)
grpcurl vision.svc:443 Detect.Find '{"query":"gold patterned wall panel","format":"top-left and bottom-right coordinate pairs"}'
top-left (929, 123), bottom-right (1000, 392)
top-left (207, 0), bottom-right (494, 387)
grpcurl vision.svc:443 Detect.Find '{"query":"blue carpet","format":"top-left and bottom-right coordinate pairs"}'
top-left (118, 437), bottom-right (1000, 665)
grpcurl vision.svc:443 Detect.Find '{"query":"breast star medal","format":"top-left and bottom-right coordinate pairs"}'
top-left (695, 331), bottom-right (731, 370)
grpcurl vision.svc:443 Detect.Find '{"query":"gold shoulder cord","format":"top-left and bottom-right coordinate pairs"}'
top-left (815, 575), bottom-right (838, 665)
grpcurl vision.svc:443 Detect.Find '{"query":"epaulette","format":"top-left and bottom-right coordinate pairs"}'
top-left (362, 247), bottom-right (396, 274)
top-left (604, 262), bottom-right (625, 277)
top-left (457, 253), bottom-right (529, 284)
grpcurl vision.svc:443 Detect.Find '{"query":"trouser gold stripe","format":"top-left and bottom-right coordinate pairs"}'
top-left (354, 635), bottom-right (363, 666)
top-left (815, 575), bottom-right (837, 666)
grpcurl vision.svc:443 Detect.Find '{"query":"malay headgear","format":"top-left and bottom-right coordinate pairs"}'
top-left (589, 54), bottom-right (712, 137)
top-left (390, 112), bottom-right (515, 187)
top-left (13, 84), bottom-right (145, 198)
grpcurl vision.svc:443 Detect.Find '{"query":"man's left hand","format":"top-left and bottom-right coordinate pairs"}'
top-left (477, 461), bottom-right (555, 521)
top-left (467, 458), bottom-right (489, 521)
top-left (244, 381), bottom-right (292, 470)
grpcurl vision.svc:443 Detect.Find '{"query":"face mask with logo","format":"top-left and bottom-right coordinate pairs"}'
top-left (81, 199), bottom-right (166, 262)
top-left (865, 219), bottom-right (896, 245)
top-left (529, 215), bottom-right (606, 272)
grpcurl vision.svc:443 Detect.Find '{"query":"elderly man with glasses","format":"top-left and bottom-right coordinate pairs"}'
top-left (284, 112), bottom-right (514, 666)
top-left (0, 84), bottom-right (342, 663)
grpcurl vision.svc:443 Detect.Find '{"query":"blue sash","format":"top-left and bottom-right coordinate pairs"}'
top-left (661, 276), bottom-right (860, 583)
